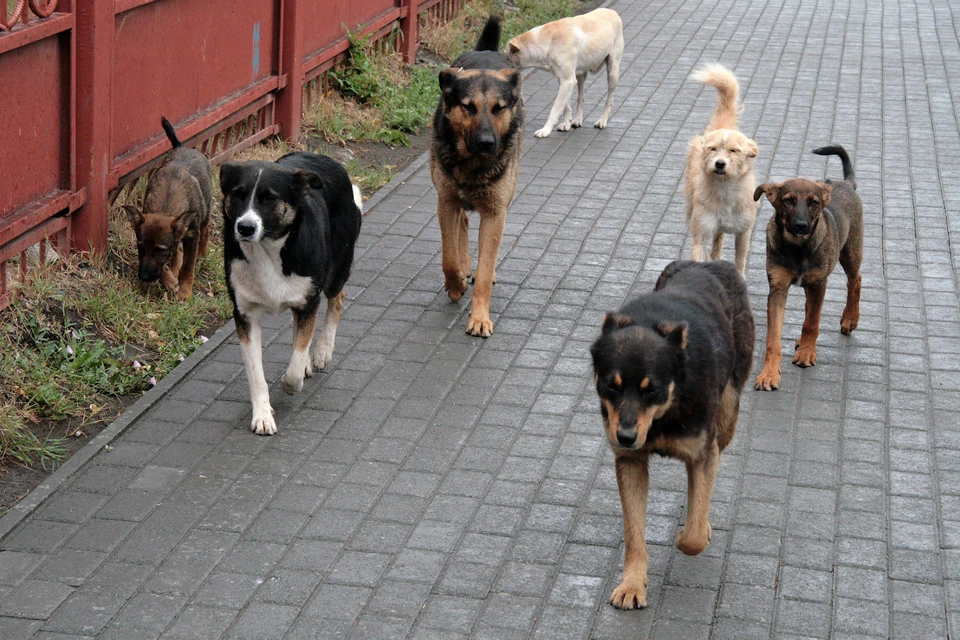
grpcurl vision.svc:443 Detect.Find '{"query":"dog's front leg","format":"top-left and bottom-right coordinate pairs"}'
top-left (313, 291), bottom-right (344, 371)
top-left (438, 194), bottom-right (468, 302)
top-left (794, 280), bottom-right (826, 367)
top-left (755, 271), bottom-right (791, 390)
top-left (676, 439), bottom-right (719, 555)
top-left (176, 234), bottom-right (199, 301)
top-left (595, 55), bottom-right (620, 129)
top-left (236, 311), bottom-right (276, 435)
top-left (536, 77), bottom-right (576, 137)
top-left (611, 453), bottom-right (650, 609)
top-left (281, 306), bottom-right (318, 395)
top-left (466, 210), bottom-right (505, 337)
top-left (734, 226), bottom-right (753, 275)
top-left (160, 245), bottom-right (183, 295)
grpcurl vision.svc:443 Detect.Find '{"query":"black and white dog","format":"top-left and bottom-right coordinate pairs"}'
top-left (219, 152), bottom-right (362, 435)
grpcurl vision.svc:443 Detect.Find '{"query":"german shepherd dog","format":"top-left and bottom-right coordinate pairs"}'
top-left (590, 260), bottom-right (754, 609)
top-left (431, 16), bottom-right (524, 337)
top-left (125, 117), bottom-right (213, 300)
top-left (220, 153), bottom-right (362, 435)
top-left (753, 146), bottom-right (863, 391)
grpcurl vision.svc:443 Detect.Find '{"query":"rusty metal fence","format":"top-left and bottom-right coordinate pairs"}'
top-left (0, 0), bottom-right (462, 310)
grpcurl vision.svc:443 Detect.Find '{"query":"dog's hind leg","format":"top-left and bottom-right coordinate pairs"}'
top-left (282, 306), bottom-right (318, 395)
top-left (313, 291), bottom-right (344, 371)
top-left (536, 76), bottom-right (576, 137)
top-left (794, 280), bottom-right (826, 367)
top-left (237, 312), bottom-right (276, 435)
top-left (611, 453), bottom-right (650, 609)
top-left (715, 383), bottom-right (740, 452)
top-left (595, 55), bottom-right (620, 129)
top-left (839, 248), bottom-right (862, 334)
top-left (676, 439), bottom-right (719, 555)
top-left (571, 73), bottom-right (586, 128)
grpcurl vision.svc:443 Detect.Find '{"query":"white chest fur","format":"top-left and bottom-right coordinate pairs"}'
top-left (230, 236), bottom-right (314, 315)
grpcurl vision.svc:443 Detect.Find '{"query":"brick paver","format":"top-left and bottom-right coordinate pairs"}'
top-left (4, 0), bottom-right (960, 637)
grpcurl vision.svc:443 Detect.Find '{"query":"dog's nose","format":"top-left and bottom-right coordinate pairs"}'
top-left (714, 159), bottom-right (726, 170)
top-left (617, 430), bottom-right (638, 448)
top-left (790, 220), bottom-right (811, 234)
top-left (236, 220), bottom-right (258, 238)
top-left (476, 136), bottom-right (498, 155)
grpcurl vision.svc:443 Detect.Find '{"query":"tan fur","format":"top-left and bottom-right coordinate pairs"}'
top-left (684, 64), bottom-right (759, 275)
top-left (506, 8), bottom-right (624, 137)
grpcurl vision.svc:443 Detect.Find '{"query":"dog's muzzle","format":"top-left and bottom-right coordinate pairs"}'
top-left (235, 214), bottom-right (263, 242)
top-left (713, 159), bottom-right (727, 175)
top-left (787, 221), bottom-right (812, 236)
top-left (137, 264), bottom-right (162, 282)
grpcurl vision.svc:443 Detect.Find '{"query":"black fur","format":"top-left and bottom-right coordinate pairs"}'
top-left (160, 116), bottom-right (183, 149)
top-left (813, 145), bottom-right (856, 188)
top-left (220, 152), bottom-right (361, 330)
top-left (591, 261), bottom-right (754, 448)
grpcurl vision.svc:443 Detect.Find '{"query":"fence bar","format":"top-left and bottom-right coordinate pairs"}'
top-left (276, 0), bottom-right (304, 142)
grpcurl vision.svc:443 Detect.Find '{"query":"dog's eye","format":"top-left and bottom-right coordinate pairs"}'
top-left (708, 147), bottom-right (717, 152)
top-left (256, 190), bottom-right (276, 204)
top-left (783, 196), bottom-right (796, 205)
top-left (729, 149), bottom-right (739, 154)
top-left (491, 104), bottom-right (505, 115)
top-left (808, 199), bottom-right (820, 207)
top-left (461, 103), bottom-right (477, 115)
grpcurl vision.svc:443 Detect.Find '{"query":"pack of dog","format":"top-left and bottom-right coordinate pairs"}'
top-left (431, 15), bottom-right (524, 337)
top-left (125, 117), bottom-right (213, 300)
top-left (219, 152), bottom-right (362, 435)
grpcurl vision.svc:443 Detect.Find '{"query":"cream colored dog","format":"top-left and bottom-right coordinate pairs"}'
top-left (684, 64), bottom-right (759, 275)
top-left (506, 8), bottom-right (624, 138)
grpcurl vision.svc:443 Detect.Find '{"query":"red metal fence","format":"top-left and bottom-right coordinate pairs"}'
top-left (0, 0), bottom-right (462, 310)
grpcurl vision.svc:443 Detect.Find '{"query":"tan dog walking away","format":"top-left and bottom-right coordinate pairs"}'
top-left (506, 8), bottom-right (623, 138)
top-left (684, 64), bottom-right (759, 275)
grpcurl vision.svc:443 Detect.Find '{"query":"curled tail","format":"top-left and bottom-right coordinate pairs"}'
top-left (813, 145), bottom-right (856, 189)
top-left (691, 63), bottom-right (742, 132)
top-left (160, 117), bottom-right (182, 149)
top-left (475, 16), bottom-right (502, 51)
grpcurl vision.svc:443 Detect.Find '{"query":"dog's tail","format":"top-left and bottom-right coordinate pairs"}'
top-left (160, 117), bottom-right (183, 149)
top-left (813, 145), bottom-right (856, 189)
top-left (691, 63), bottom-right (742, 132)
top-left (475, 15), bottom-right (502, 52)
top-left (352, 183), bottom-right (364, 215)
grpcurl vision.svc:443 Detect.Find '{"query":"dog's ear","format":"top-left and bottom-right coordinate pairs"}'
top-left (745, 140), bottom-right (759, 158)
top-left (293, 170), bottom-right (323, 195)
top-left (123, 205), bottom-right (143, 233)
top-left (818, 182), bottom-right (833, 207)
top-left (439, 68), bottom-right (459, 104)
top-left (601, 313), bottom-right (633, 334)
top-left (656, 321), bottom-right (688, 350)
top-left (500, 68), bottom-right (522, 102)
top-left (171, 209), bottom-right (192, 238)
top-left (219, 162), bottom-right (242, 195)
top-left (754, 182), bottom-right (781, 202)
top-left (507, 41), bottom-right (521, 56)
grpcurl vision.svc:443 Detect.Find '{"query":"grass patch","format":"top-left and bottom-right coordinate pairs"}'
top-left (420, 0), bottom-right (579, 63)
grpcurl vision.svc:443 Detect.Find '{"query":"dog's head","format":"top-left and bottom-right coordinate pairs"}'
top-left (124, 206), bottom-right (191, 282)
top-left (754, 178), bottom-right (832, 241)
top-left (504, 32), bottom-right (532, 68)
top-left (219, 161), bottom-right (323, 244)
top-left (690, 129), bottom-right (758, 178)
top-left (438, 67), bottom-right (522, 157)
top-left (590, 314), bottom-right (686, 451)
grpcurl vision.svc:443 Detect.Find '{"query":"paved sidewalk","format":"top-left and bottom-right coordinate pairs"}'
top-left (3, 0), bottom-right (960, 637)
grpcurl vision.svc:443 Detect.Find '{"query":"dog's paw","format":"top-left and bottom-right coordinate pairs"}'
top-left (557, 121), bottom-right (572, 132)
top-left (251, 412), bottom-right (277, 436)
top-left (571, 118), bottom-right (583, 128)
top-left (280, 371), bottom-right (304, 395)
top-left (534, 127), bottom-right (552, 138)
top-left (675, 523), bottom-right (711, 556)
top-left (175, 288), bottom-right (192, 302)
top-left (793, 346), bottom-right (817, 367)
top-left (754, 367), bottom-right (781, 391)
top-left (466, 314), bottom-right (493, 338)
top-left (610, 580), bottom-right (648, 610)
top-left (313, 342), bottom-right (334, 371)
top-left (840, 311), bottom-right (859, 334)
top-left (445, 274), bottom-right (468, 302)
top-left (594, 118), bottom-right (609, 129)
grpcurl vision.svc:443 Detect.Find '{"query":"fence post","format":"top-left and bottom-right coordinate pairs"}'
top-left (276, 0), bottom-right (304, 142)
top-left (399, 0), bottom-right (418, 64)
top-left (73, 0), bottom-right (114, 254)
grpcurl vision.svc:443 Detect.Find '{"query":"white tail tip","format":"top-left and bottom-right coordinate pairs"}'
top-left (352, 184), bottom-right (363, 213)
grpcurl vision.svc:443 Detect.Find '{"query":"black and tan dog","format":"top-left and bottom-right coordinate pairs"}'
top-left (125, 117), bottom-right (213, 300)
top-left (753, 146), bottom-right (863, 391)
top-left (431, 15), bottom-right (524, 337)
top-left (591, 260), bottom-right (754, 609)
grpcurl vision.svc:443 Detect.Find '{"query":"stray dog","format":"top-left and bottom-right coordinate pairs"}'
top-left (124, 117), bottom-right (213, 300)
top-left (219, 152), bottom-right (362, 435)
top-left (754, 146), bottom-right (863, 391)
top-left (590, 260), bottom-right (754, 609)
top-left (684, 64), bottom-right (759, 274)
top-left (505, 8), bottom-right (623, 138)
top-left (431, 16), bottom-right (524, 337)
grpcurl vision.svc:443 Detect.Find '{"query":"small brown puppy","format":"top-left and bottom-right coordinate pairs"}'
top-left (125, 117), bottom-right (213, 301)
top-left (432, 16), bottom-right (524, 337)
top-left (754, 146), bottom-right (863, 391)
